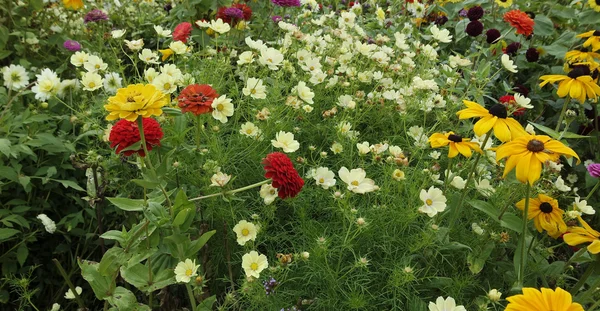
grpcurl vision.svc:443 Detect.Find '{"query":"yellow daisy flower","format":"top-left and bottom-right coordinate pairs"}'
top-left (505, 287), bottom-right (584, 311)
top-left (577, 30), bottom-right (600, 52)
top-left (515, 194), bottom-right (567, 238)
top-left (539, 65), bottom-right (600, 103)
top-left (104, 84), bottom-right (168, 122)
top-left (495, 0), bottom-right (513, 8)
top-left (495, 133), bottom-right (580, 185)
top-left (563, 216), bottom-right (600, 254)
top-left (428, 132), bottom-right (482, 158)
top-left (565, 49), bottom-right (600, 63)
top-left (62, 0), bottom-right (84, 10)
top-left (456, 100), bottom-right (526, 142)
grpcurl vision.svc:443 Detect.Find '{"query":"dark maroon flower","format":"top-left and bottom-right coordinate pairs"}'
top-left (63, 40), bottom-right (81, 52)
top-left (513, 84), bottom-right (530, 97)
top-left (526, 47), bottom-right (540, 62)
top-left (271, 0), bottom-right (301, 7)
top-left (505, 42), bottom-right (521, 55)
top-left (467, 6), bottom-right (484, 21)
top-left (435, 15), bottom-right (448, 25)
top-left (84, 9), bottom-right (109, 23)
top-left (466, 20), bottom-right (483, 37)
top-left (486, 29), bottom-right (501, 43)
top-left (262, 152), bottom-right (304, 199)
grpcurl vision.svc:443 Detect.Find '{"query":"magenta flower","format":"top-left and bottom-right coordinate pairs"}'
top-left (271, 15), bottom-right (283, 23)
top-left (588, 163), bottom-right (600, 178)
top-left (63, 40), bottom-right (81, 52)
top-left (271, 0), bottom-right (301, 7)
top-left (84, 9), bottom-right (109, 23)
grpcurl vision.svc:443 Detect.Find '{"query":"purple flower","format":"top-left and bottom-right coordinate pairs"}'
top-left (588, 163), bottom-right (600, 178)
top-left (263, 277), bottom-right (278, 295)
top-left (272, 15), bottom-right (283, 23)
top-left (223, 7), bottom-right (244, 20)
top-left (458, 9), bottom-right (468, 18)
top-left (63, 40), bottom-right (81, 52)
top-left (84, 9), bottom-right (109, 24)
top-left (271, 0), bottom-right (301, 7)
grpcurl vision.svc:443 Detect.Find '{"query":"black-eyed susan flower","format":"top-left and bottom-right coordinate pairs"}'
top-left (564, 49), bottom-right (600, 63)
top-left (563, 216), bottom-right (600, 254)
top-left (590, 0), bottom-right (600, 12)
top-left (515, 194), bottom-right (567, 238)
top-left (457, 100), bottom-right (526, 142)
top-left (505, 287), bottom-right (584, 311)
top-left (428, 132), bottom-right (482, 158)
top-left (539, 65), bottom-right (600, 103)
top-left (495, 0), bottom-right (513, 8)
top-left (495, 133), bottom-right (580, 185)
top-left (577, 30), bottom-right (600, 52)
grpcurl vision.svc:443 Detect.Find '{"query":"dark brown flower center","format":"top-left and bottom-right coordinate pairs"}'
top-left (568, 65), bottom-right (591, 78)
top-left (488, 104), bottom-right (508, 118)
top-left (596, 0), bottom-right (600, 5)
top-left (594, 30), bottom-right (600, 36)
top-left (526, 139), bottom-right (544, 152)
top-left (539, 202), bottom-right (553, 213)
top-left (448, 134), bottom-right (463, 142)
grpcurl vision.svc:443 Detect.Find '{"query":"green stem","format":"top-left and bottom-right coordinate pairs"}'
top-left (185, 284), bottom-right (197, 311)
top-left (196, 115), bottom-right (202, 151)
top-left (189, 179), bottom-right (271, 202)
top-left (52, 259), bottom-right (85, 309)
top-left (585, 180), bottom-right (600, 201)
top-left (447, 132), bottom-right (491, 233)
top-left (571, 256), bottom-right (600, 296)
top-left (555, 97), bottom-right (571, 132)
top-left (516, 183), bottom-right (531, 289)
top-left (136, 117), bottom-right (172, 208)
top-left (444, 157), bottom-right (453, 192)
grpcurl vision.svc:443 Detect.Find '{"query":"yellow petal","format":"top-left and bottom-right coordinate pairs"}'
top-left (474, 116), bottom-right (497, 136)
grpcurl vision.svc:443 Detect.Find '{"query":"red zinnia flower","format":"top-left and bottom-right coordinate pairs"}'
top-left (262, 152), bottom-right (304, 199)
top-left (173, 22), bottom-right (192, 43)
top-left (233, 3), bottom-right (252, 20)
top-left (109, 118), bottom-right (163, 157)
top-left (503, 10), bottom-right (534, 36)
top-left (177, 84), bottom-right (219, 115)
top-left (499, 95), bottom-right (525, 116)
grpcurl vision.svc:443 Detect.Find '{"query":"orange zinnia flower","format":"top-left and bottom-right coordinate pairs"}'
top-left (503, 10), bottom-right (535, 36)
top-left (177, 84), bottom-right (219, 115)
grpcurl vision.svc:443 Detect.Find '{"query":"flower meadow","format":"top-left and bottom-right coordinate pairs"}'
top-left (2, 0), bottom-right (600, 310)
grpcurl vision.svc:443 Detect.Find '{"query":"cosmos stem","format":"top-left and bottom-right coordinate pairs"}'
top-left (136, 117), bottom-right (172, 208)
top-left (189, 179), bottom-right (272, 202)
top-left (186, 284), bottom-right (197, 311)
top-left (555, 96), bottom-right (571, 132)
top-left (516, 182), bottom-right (531, 289)
top-left (196, 114), bottom-right (202, 151)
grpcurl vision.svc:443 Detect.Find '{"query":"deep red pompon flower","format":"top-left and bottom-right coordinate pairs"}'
top-left (262, 152), bottom-right (304, 199)
top-left (109, 118), bottom-right (163, 157)
top-left (173, 22), bottom-right (192, 43)
top-left (177, 84), bottom-right (219, 115)
top-left (503, 10), bottom-right (534, 36)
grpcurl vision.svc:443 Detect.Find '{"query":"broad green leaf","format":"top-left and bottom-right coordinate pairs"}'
top-left (528, 122), bottom-right (560, 139)
top-left (16, 243), bottom-right (28, 266)
top-left (106, 287), bottom-right (138, 309)
top-left (469, 200), bottom-right (523, 233)
top-left (107, 197), bottom-right (146, 212)
top-left (79, 260), bottom-right (115, 300)
top-left (533, 15), bottom-right (554, 37)
top-left (185, 230), bottom-right (216, 258)
top-left (55, 179), bottom-right (85, 191)
top-left (132, 179), bottom-right (160, 189)
top-left (120, 263), bottom-right (149, 289)
top-left (101, 230), bottom-right (126, 244)
top-left (145, 268), bottom-right (176, 292)
top-left (0, 138), bottom-right (11, 157)
top-left (467, 242), bottom-right (494, 274)
top-left (0, 228), bottom-right (20, 241)
top-left (197, 295), bottom-right (217, 311)
top-left (162, 107), bottom-right (183, 116)
top-left (99, 247), bottom-right (129, 277)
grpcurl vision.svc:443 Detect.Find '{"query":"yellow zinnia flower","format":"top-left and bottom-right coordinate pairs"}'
top-left (565, 49), bottom-right (600, 63)
top-left (104, 84), bottom-right (168, 122)
top-left (456, 100), bottom-right (526, 142)
top-left (563, 216), bottom-right (600, 254)
top-left (505, 287), bottom-right (584, 311)
top-left (539, 65), bottom-right (600, 103)
top-left (515, 194), bottom-right (567, 238)
top-left (495, 133), bottom-right (580, 185)
top-left (159, 48), bottom-right (174, 61)
top-left (428, 132), bottom-right (482, 158)
top-left (495, 0), bottom-right (513, 8)
top-left (577, 30), bottom-right (600, 52)
top-left (63, 0), bottom-right (84, 10)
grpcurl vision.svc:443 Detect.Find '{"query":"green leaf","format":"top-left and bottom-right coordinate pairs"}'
top-left (106, 287), bottom-right (138, 309)
top-left (119, 141), bottom-right (142, 153)
top-left (79, 260), bottom-right (115, 300)
top-left (16, 243), bottom-right (28, 267)
top-left (528, 122), bottom-right (560, 139)
top-left (185, 230), bottom-right (216, 258)
top-left (0, 166), bottom-right (18, 182)
top-left (560, 132), bottom-right (591, 139)
top-left (146, 268), bottom-right (176, 292)
top-left (132, 179), bottom-right (160, 189)
top-left (101, 230), bottom-right (126, 244)
top-left (0, 228), bottom-right (20, 241)
top-left (533, 15), bottom-right (554, 37)
top-left (197, 295), bottom-right (217, 311)
top-left (120, 263), bottom-right (149, 289)
top-left (99, 247), bottom-right (130, 277)
top-left (467, 243), bottom-right (495, 274)
top-left (162, 107), bottom-right (183, 116)
top-left (469, 200), bottom-right (523, 233)
top-left (55, 179), bottom-right (85, 191)
top-left (107, 197), bottom-right (146, 212)
top-left (0, 138), bottom-right (11, 157)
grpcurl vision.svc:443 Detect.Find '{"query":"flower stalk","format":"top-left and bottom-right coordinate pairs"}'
top-left (185, 284), bottom-right (197, 311)
top-left (136, 117), bottom-right (172, 207)
top-left (189, 179), bottom-right (272, 202)
top-left (555, 96), bottom-right (571, 132)
top-left (516, 183), bottom-right (531, 289)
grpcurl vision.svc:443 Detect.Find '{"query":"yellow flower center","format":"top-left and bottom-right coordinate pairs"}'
top-left (426, 199), bottom-right (433, 206)
top-left (185, 269), bottom-right (193, 276)
top-left (351, 180), bottom-right (359, 186)
top-left (251, 89), bottom-right (256, 94)
top-left (95, 64), bottom-right (100, 69)
top-left (526, 139), bottom-right (545, 152)
top-left (217, 103), bottom-right (224, 111)
top-left (250, 263), bottom-right (258, 270)
top-left (270, 189), bottom-right (276, 195)
top-left (164, 83), bottom-right (171, 90)
top-left (319, 178), bottom-right (325, 183)
top-left (246, 129), bottom-right (253, 134)
top-left (242, 228), bottom-right (249, 236)
top-left (89, 82), bottom-right (95, 87)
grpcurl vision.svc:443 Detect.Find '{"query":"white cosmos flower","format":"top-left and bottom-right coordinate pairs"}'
top-left (295, 81), bottom-right (314, 104)
top-left (430, 24), bottom-right (452, 43)
top-left (259, 183), bottom-right (278, 205)
top-left (32, 69), bottom-right (61, 101)
top-left (58, 79), bottom-right (79, 98)
top-left (356, 142), bottom-right (371, 155)
top-left (50, 303), bottom-right (60, 311)
top-left (195, 20), bottom-right (210, 28)
top-left (428, 296), bottom-right (466, 311)
top-left (210, 171), bottom-right (231, 187)
top-left (169, 41), bottom-right (189, 54)
top-left (338, 167), bottom-right (377, 194)
top-left (138, 49), bottom-right (159, 64)
top-left (103, 72), bottom-right (122, 94)
top-left (245, 37), bottom-right (267, 50)
top-left (241, 251), bottom-right (268, 278)
top-left (70, 51), bottom-right (89, 67)
top-left (243, 78), bottom-right (267, 99)
top-left (237, 51), bottom-right (254, 65)
top-left (174, 259), bottom-right (200, 283)
top-left (514, 93), bottom-right (533, 109)
top-left (152, 73), bottom-right (177, 94)
top-left (271, 131), bottom-right (300, 153)
top-left (554, 176), bottom-right (571, 192)
top-left (573, 197), bottom-right (595, 215)
top-left (64, 286), bottom-right (82, 299)
top-left (313, 167), bottom-right (336, 189)
top-left (258, 47), bottom-right (284, 70)
top-left (144, 68), bottom-right (159, 83)
top-left (239, 122), bottom-right (262, 139)
top-left (418, 186), bottom-right (447, 217)
top-left (81, 72), bottom-right (103, 91)
top-left (309, 70), bottom-right (327, 85)
top-left (211, 95), bottom-right (234, 123)
top-left (392, 169), bottom-right (406, 181)
top-left (111, 29), bottom-right (126, 39)
top-left (475, 179), bottom-right (495, 197)
top-left (153, 25), bottom-right (171, 37)
top-left (232, 220), bottom-right (258, 246)
top-left (501, 54), bottom-right (518, 73)
top-left (2, 64), bottom-right (29, 90)
top-left (338, 94), bottom-right (356, 109)
top-left (160, 64), bottom-right (183, 81)
top-left (83, 55), bottom-right (108, 73)
top-left (209, 18), bottom-right (230, 34)
top-left (124, 39), bottom-right (144, 51)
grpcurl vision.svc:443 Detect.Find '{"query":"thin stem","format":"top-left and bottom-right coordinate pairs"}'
top-left (196, 115), bottom-right (202, 151)
top-left (571, 256), bottom-right (600, 295)
top-left (555, 97), bottom-right (571, 132)
top-left (223, 221), bottom-right (235, 289)
top-left (185, 284), bottom-right (197, 311)
top-left (585, 180), bottom-right (600, 201)
top-left (189, 179), bottom-right (271, 202)
top-left (444, 157), bottom-right (453, 192)
top-left (136, 117), bottom-right (172, 208)
top-left (52, 259), bottom-right (85, 309)
top-left (516, 183), bottom-right (531, 289)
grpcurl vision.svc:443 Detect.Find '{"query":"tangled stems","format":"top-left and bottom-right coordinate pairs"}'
top-left (189, 179), bottom-right (271, 202)
top-left (136, 117), bottom-right (172, 208)
top-left (515, 183), bottom-right (531, 290)
top-left (555, 96), bottom-right (571, 132)
top-left (446, 132), bottom-right (491, 234)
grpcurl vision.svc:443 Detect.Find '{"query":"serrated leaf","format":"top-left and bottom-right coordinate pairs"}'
top-left (0, 228), bottom-right (20, 241)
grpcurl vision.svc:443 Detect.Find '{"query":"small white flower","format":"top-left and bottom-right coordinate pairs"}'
top-left (103, 72), bottom-right (122, 94)
top-left (241, 251), bottom-right (268, 278)
top-left (295, 81), bottom-right (314, 104)
top-left (36, 214), bottom-right (56, 233)
top-left (239, 122), bottom-right (262, 139)
top-left (472, 223), bottom-right (484, 235)
top-left (451, 176), bottom-right (466, 189)
top-left (554, 176), bottom-right (571, 192)
top-left (124, 39), bottom-right (144, 51)
top-left (81, 72), bottom-right (103, 91)
top-left (152, 73), bottom-right (177, 94)
top-left (237, 51), bottom-right (254, 65)
top-left (51, 303), bottom-right (61, 311)
top-left (1, 64), bottom-right (29, 90)
top-left (111, 29), bottom-right (126, 38)
top-left (259, 183), bottom-right (278, 205)
top-left (475, 179), bottom-right (496, 197)
top-left (338, 167), bottom-right (377, 194)
top-left (356, 142), bottom-right (371, 155)
top-left (211, 95), bottom-right (234, 123)
top-left (174, 259), bottom-right (200, 283)
top-left (232, 220), bottom-right (258, 246)
top-left (271, 131), bottom-right (300, 153)
top-left (430, 25), bottom-right (452, 43)
top-left (243, 78), bottom-right (267, 99)
top-left (429, 151), bottom-right (441, 160)
top-left (514, 93), bottom-right (533, 109)
top-left (338, 94), bottom-right (356, 109)
top-left (70, 51), bottom-right (89, 67)
top-left (138, 49), bottom-right (159, 64)
top-left (501, 54), bottom-right (518, 73)
top-left (153, 25), bottom-right (171, 37)
top-left (525, 123), bottom-right (536, 135)
top-left (418, 186), bottom-right (447, 217)
top-left (210, 172), bottom-right (231, 187)
top-left (428, 296), bottom-right (466, 311)
top-left (258, 47), bottom-right (284, 70)
top-left (169, 41), bottom-right (189, 54)
top-left (330, 142), bottom-right (344, 154)
top-left (313, 167), bottom-right (336, 189)
top-left (487, 289), bottom-right (502, 302)
top-left (573, 197), bottom-right (595, 215)
top-left (209, 18), bottom-right (231, 34)
top-left (392, 169), bottom-right (405, 181)
top-left (64, 286), bottom-right (82, 299)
